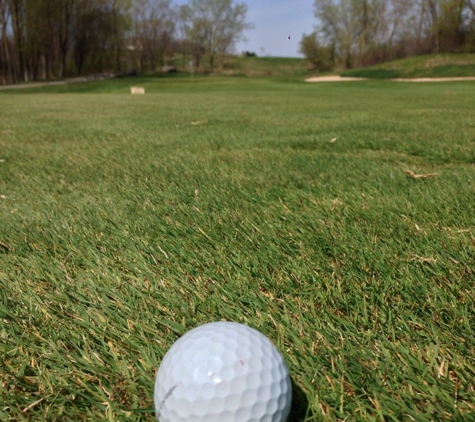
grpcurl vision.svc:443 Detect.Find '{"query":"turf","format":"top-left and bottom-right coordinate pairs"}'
top-left (1, 76), bottom-right (474, 421)
top-left (341, 54), bottom-right (475, 79)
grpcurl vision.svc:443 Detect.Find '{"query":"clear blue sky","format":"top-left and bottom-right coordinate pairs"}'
top-left (173, 0), bottom-right (316, 57)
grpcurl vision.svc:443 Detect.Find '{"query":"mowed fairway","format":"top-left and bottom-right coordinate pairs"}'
top-left (1, 77), bottom-right (474, 421)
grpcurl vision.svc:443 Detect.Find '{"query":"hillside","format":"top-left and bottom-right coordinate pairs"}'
top-left (197, 53), bottom-right (475, 80)
top-left (168, 55), bottom-right (310, 79)
top-left (341, 54), bottom-right (475, 79)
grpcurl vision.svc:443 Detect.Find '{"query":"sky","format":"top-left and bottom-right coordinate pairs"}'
top-left (174, 0), bottom-right (317, 58)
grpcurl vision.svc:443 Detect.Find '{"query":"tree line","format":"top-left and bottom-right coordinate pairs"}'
top-left (301, 0), bottom-right (475, 70)
top-left (0, 0), bottom-right (250, 84)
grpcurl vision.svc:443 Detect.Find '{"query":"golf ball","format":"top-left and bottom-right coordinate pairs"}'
top-left (154, 321), bottom-right (292, 422)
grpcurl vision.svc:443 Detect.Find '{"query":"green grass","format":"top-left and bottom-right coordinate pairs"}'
top-left (341, 54), bottom-right (475, 79)
top-left (219, 56), bottom-right (310, 78)
top-left (1, 76), bottom-right (475, 421)
top-left (167, 54), bottom-right (311, 79)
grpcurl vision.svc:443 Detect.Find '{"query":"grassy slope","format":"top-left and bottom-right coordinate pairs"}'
top-left (168, 54), bottom-right (311, 79)
top-left (341, 53), bottom-right (475, 79)
top-left (1, 77), bottom-right (475, 421)
top-left (219, 56), bottom-right (310, 78)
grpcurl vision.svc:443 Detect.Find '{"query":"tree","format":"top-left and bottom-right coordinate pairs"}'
top-left (56, 0), bottom-right (75, 77)
top-left (408, 0), bottom-right (469, 53)
top-left (312, 0), bottom-right (475, 67)
top-left (355, 0), bottom-right (396, 63)
top-left (438, 0), bottom-right (467, 51)
top-left (313, 0), bottom-right (361, 68)
top-left (9, 0), bottom-right (27, 80)
top-left (0, 0), bottom-right (15, 83)
top-left (464, 0), bottom-right (475, 50)
top-left (299, 32), bottom-right (333, 70)
top-left (71, 0), bottom-right (130, 75)
top-left (110, 0), bottom-right (132, 73)
top-left (314, 0), bottom-right (405, 67)
top-left (179, 0), bottom-right (251, 71)
top-left (178, 4), bottom-right (205, 70)
top-left (132, 0), bottom-right (175, 72)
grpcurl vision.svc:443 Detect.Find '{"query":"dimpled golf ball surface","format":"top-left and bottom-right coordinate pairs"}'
top-left (154, 321), bottom-right (292, 422)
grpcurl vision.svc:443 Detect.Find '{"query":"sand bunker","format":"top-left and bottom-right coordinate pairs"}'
top-left (306, 75), bottom-right (475, 82)
top-left (306, 75), bottom-right (367, 82)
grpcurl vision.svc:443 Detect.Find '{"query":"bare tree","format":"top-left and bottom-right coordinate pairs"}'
top-left (425, 0), bottom-right (441, 51)
top-left (9, 0), bottom-right (27, 80)
top-left (313, 0), bottom-right (360, 68)
top-left (178, 4), bottom-right (206, 70)
top-left (0, 0), bottom-right (15, 83)
top-left (110, 0), bottom-right (131, 73)
top-left (132, 0), bottom-right (175, 71)
top-left (179, 0), bottom-right (251, 71)
top-left (313, 0), bottom-right (475, 68)
top-left (56, 0), bottom-right (75, 77)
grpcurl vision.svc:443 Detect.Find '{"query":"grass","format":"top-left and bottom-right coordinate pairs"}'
top-left (219, 56), bottom-right (311, 78)
top-left (1, 76), bottom-right (475, 421)
top-left (167, 54), bottom-right (311, 79)
top-left (341, 53), bottom-right (475, 79)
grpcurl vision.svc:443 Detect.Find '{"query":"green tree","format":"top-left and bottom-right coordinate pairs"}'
top-left (299, 32), bottom-right (333, 70)
top-left (438, 0), bottom-right (467, 51)
top-left (72, 0), bottom-right (130, 75)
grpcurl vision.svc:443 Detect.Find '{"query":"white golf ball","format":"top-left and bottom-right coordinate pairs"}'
top-left (154, 321), bottom-right (292, 422)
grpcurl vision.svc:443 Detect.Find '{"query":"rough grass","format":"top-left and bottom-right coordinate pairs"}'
top-left (1, 77), bottom-right (475, 421)
top-left (341, 53), bottom-right (475, 79)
